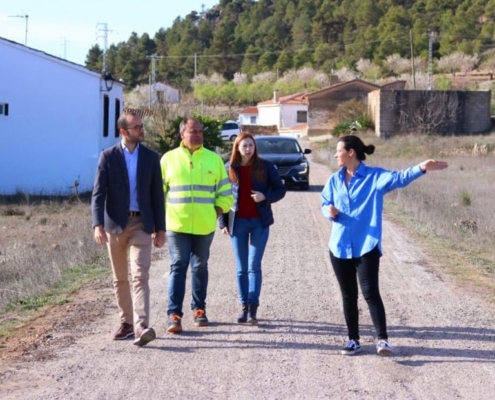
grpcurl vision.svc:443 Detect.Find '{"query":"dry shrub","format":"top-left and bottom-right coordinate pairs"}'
top-left (368, 135), bottom-right (495, 255)
top-left (0, 202), bottom-right (105, 310)
top-left (335, 100), bottom-right (368, 124)
top-left (1, 207), bottom-right (25, 217)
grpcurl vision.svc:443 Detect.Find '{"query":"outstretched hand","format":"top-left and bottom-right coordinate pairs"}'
top-left (419, 160), bottom-right (449, 172)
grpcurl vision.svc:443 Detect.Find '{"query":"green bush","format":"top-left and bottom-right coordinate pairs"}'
top-left (459, 190), bottom-right (471, 206)
top-left (332, 114), bottom-right (374, 137)
top-left (332, 122), bottom-right (352, 137)
top-left (436, 76), bottom-right (453, 90)
top-left (155, 115), bottom-right (226, 155)
top-left (355, 114), bottom-right (374, 130)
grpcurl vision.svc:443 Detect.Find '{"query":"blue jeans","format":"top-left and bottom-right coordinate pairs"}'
top-left (230, 218), bottom-right (269, 306)
top-left (166, 231), bottom-right (214, 317)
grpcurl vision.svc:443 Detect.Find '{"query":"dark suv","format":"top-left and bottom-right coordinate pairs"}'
top-left (254, 136), bottom-right (311, 190)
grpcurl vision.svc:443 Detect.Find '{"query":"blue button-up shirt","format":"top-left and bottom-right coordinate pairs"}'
top-left (122, 142), bottom-right (139, 212)
top-left (321, 162), bottom-right (424, 259)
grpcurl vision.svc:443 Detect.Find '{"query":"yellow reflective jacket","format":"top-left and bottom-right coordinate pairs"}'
top-left (160, 142), bottom-right (233, 235)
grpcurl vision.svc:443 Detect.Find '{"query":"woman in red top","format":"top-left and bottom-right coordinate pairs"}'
top-left (219, 133), bottom-right (286, 324)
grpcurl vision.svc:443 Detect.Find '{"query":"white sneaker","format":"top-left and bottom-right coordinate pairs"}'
top-left (341, 339), bottom-right (361, 355)
top-left (376, 339), bottom-right (393, 356)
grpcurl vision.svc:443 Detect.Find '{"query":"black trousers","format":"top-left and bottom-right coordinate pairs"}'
top-left (330, 246), bottom-right (388, 341)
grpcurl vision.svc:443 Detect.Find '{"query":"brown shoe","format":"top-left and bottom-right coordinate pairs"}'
top-left (113, 322), bottom-right (134, 340)
top-left (193, 309), bottom-right (209, 327)
top-left (167, 314), bottom-right (182, 333)
top-left (133, 324), bottom-right (156, 347)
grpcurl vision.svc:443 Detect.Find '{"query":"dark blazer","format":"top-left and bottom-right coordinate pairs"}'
top-left (218, 158), bottom-right (286, 232)
top-left (91, 142), bottom-right (165, 234)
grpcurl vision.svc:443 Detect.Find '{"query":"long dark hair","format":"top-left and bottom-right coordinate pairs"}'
top-left (228, 133), bottom-right (264, 183)
top-left (338, 135), bottom-right (375, 161)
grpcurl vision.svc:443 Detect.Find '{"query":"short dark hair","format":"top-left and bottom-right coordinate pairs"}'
top-left (117, 112), bottom-right (139, 131)
top-left (338, 135), bottom-right (375, 161)
top-left (179, 116), bottom-right (201, 133)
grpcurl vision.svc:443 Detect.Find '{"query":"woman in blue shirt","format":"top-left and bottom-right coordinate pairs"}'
top-left (321, 135), bottom-right (448, 356)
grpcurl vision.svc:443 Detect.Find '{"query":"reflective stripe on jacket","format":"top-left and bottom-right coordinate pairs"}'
top-left (161, 142), bottom-right (233, 235)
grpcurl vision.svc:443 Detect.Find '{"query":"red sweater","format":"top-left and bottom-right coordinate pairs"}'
top-left (236, 166), bottom-right (260, 218)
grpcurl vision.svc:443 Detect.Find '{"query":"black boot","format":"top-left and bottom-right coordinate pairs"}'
top-left (237, 304), bottom-right (248, 323)
top-left (247, 303), bottom-right (258, 325)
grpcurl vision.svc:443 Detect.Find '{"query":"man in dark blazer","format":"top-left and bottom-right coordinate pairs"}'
top-left (91, 112), bottom-right (165, 347)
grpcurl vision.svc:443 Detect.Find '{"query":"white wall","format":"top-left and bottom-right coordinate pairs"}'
top-left (280, 104), bottom-right (308, 127)
top-left (258, 105), bottom-right (280, 127)
top-left (258, 104), bottom-right (308, 128)
top-left (152, 82), bottom-right (179, 104)
top-left (239, 114), bottom-right (258, 125)
top-left (0, 39), bottom-right (123, 195)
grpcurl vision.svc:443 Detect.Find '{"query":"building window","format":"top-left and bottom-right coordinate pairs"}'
top-left (103, 95), bottom-right (109, 137)
top-left (115, 98), bottom-right (121, 138)
top-left (297, 110), bottom-right (307, 123)
top-left (0, 103), bottom-right (9, 116)
top-left (250, 116), bottom-right (256, 124)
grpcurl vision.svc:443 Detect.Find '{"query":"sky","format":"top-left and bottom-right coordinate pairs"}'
top-left (0, 0), bottom-right (219, 65)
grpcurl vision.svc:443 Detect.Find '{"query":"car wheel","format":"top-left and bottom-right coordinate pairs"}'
top-left (229, 135), bottom-right (237, 141)
top-left (300, 182), bottom-right (310, 191)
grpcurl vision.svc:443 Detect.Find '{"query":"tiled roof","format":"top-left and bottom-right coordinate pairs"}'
top-left (306, 79), bottom-right (380, 98)
top-left (240, 106), bottom-right (258, 114)
top-left (154, 81), bottom-right (180, 90)
top-left (258, 92), bottom-right (308, 106)
top-left (123, 108), bottom-right (156, 118)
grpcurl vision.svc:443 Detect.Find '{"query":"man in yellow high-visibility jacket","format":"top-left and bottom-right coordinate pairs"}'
top-left (161, 117), bottom-right (233, 333)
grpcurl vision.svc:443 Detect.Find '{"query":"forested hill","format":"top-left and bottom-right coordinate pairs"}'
top-left (84, 0), bottom-right (495, 90)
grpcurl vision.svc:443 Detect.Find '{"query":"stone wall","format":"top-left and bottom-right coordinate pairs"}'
top-left (370, 90), bottom-right (492, 137)
top-left (240, 125), bottom-right (279, 136)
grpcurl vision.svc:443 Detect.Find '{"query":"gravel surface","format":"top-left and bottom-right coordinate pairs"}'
top-left (1, 151), bottom-right (494, 399)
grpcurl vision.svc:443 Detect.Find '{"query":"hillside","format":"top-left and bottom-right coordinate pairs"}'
top-left (84, 0), bottom-right (495, 89)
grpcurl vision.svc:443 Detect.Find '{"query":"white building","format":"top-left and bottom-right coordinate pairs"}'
top-left (0, 37), bottom-right (123, 195)
top-left (257, 91), bottom-right (308, 129)
top-left (238, 106), bottom-right (258, 125)
top-left (151, 82), bottom-right (179, 104)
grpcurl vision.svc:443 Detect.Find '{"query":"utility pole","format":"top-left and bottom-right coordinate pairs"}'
top-left (146, 54), bottom-right (166, 107)
top-left (149, 75), bottom-right (152, 108)
top-left (60, 36), bottom-right (69, 59)
top-left (9, 14), bottom-right (29, 45)
top-left (194, 53), bottom-right (197, 78)
top-left (427, 29), bottom-right (435, 90)
top-left (96, 23), bottom-right (112, 74)
top-left (151, 55), bottom-right (157, 84)
top-left (409, 29), bottom-right (416, 89)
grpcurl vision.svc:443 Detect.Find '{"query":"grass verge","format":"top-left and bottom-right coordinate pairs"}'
top-left (0, 255), bottom-right (109, 341)
top-left (384, 202), bottom-right (495, 306)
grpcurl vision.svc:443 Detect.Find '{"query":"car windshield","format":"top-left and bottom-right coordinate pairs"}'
top-left (256, 139), bottom-right (301, 154)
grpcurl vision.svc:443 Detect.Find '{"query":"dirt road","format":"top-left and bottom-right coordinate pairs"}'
top-left (1, 153), bottom-right (494, 399)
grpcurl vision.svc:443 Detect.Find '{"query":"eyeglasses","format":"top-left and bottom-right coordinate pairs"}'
top-left (127, 124), bottom-right (144, 131)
